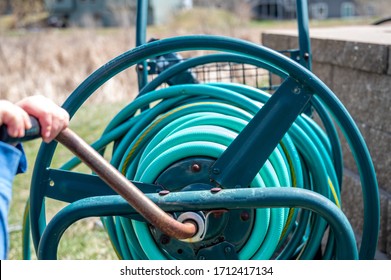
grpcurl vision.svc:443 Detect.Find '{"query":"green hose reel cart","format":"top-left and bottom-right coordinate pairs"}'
top-left (22, 0), bottom-right (379, 260)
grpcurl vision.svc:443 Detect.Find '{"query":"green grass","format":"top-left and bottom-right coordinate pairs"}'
top-left (8, 101), bottom-right (128, 260)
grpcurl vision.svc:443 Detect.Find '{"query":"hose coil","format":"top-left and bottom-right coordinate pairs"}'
top-left (64, 82), bottom-right (343, 260)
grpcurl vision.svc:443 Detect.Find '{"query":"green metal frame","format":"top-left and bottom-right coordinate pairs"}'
top-left (22, 0), bottom-right (379, 260)
top-left (37, 188), bottom-right (357, 260)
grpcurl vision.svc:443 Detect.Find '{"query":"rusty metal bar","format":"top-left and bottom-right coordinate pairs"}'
top-left (55, 128), bottom-right (197, 240)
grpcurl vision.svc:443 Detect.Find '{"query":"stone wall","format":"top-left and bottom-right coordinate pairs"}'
top-left (262, 25), bottom-right (391, 259)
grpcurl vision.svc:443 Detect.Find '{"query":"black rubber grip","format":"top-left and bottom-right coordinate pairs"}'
top-left (0, 116), bottom-right (41, 143)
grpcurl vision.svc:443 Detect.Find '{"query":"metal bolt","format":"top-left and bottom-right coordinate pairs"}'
top-left (198, 255), bottom-right (206, 260)
top-left (191, 163), bottom-right (201, 172)
top-left (240, 211), bottom-right (250, 221)
top-left (160, 235), bottom-right (170, 245)
top-left (49, 180), bottom-right (55, 187)
top-left (137, 64), bottom-right (144, 71)
top-left (211, 187), bottom-right (222, 193)
top-left (159, 190), bottom-right (170, 196)
top-left (292, 86), bottom-right (301, 95)
top-left (224, 246), bottom-right (232, 254)
top-left (212, 168), bottom-right (220, 174)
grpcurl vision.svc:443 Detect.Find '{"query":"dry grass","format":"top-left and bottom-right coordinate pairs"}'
top-left (0, 8), bottom-right (266, 107)
top-left (0, 27), bottom-right (139, 105)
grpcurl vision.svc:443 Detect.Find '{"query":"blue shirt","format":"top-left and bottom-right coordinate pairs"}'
top-left (0, 142), bottom-right (27, 259)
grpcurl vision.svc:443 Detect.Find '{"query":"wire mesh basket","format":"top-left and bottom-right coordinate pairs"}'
top-left (141, 49), bottom-right (301, 93)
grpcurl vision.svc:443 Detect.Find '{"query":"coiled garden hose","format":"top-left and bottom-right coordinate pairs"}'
top-left (59, 83), bottom-right (342, 260)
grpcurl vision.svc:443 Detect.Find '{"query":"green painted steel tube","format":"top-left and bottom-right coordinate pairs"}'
top-left (135, 0), bottom-right (149, 90)
top-left (209, 77), bottom-right (312, 189)
top-left (296, 0), bottom-right (312, 70)
top-left (37, 188), bottom-right (357, 260)
top-left (22, 199), bottom-right (31, 260)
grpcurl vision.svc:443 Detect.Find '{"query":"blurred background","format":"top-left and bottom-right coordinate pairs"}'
top-left (1, 0), bottom-right (389, 105)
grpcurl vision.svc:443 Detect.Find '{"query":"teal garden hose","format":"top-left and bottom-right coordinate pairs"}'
top-left (100, 83), bottom-right (339, 260)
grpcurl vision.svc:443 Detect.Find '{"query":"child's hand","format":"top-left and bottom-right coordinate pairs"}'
top-left (0, 100), bottom-right (32, 139)
top-left (16, 95), bottom-right (70, 143)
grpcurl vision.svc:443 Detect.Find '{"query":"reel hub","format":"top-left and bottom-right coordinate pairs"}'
top-left (151, 157), bottom-right (254, 259)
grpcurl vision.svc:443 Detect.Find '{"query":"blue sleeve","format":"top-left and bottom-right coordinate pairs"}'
top-left (0, 142), bottom-right (27, 260)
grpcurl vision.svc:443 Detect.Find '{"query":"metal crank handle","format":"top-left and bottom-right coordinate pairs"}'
top-left (55, 128), bottom-right (197, 240)
top-left (0, 116), bottom-right (41, 143)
